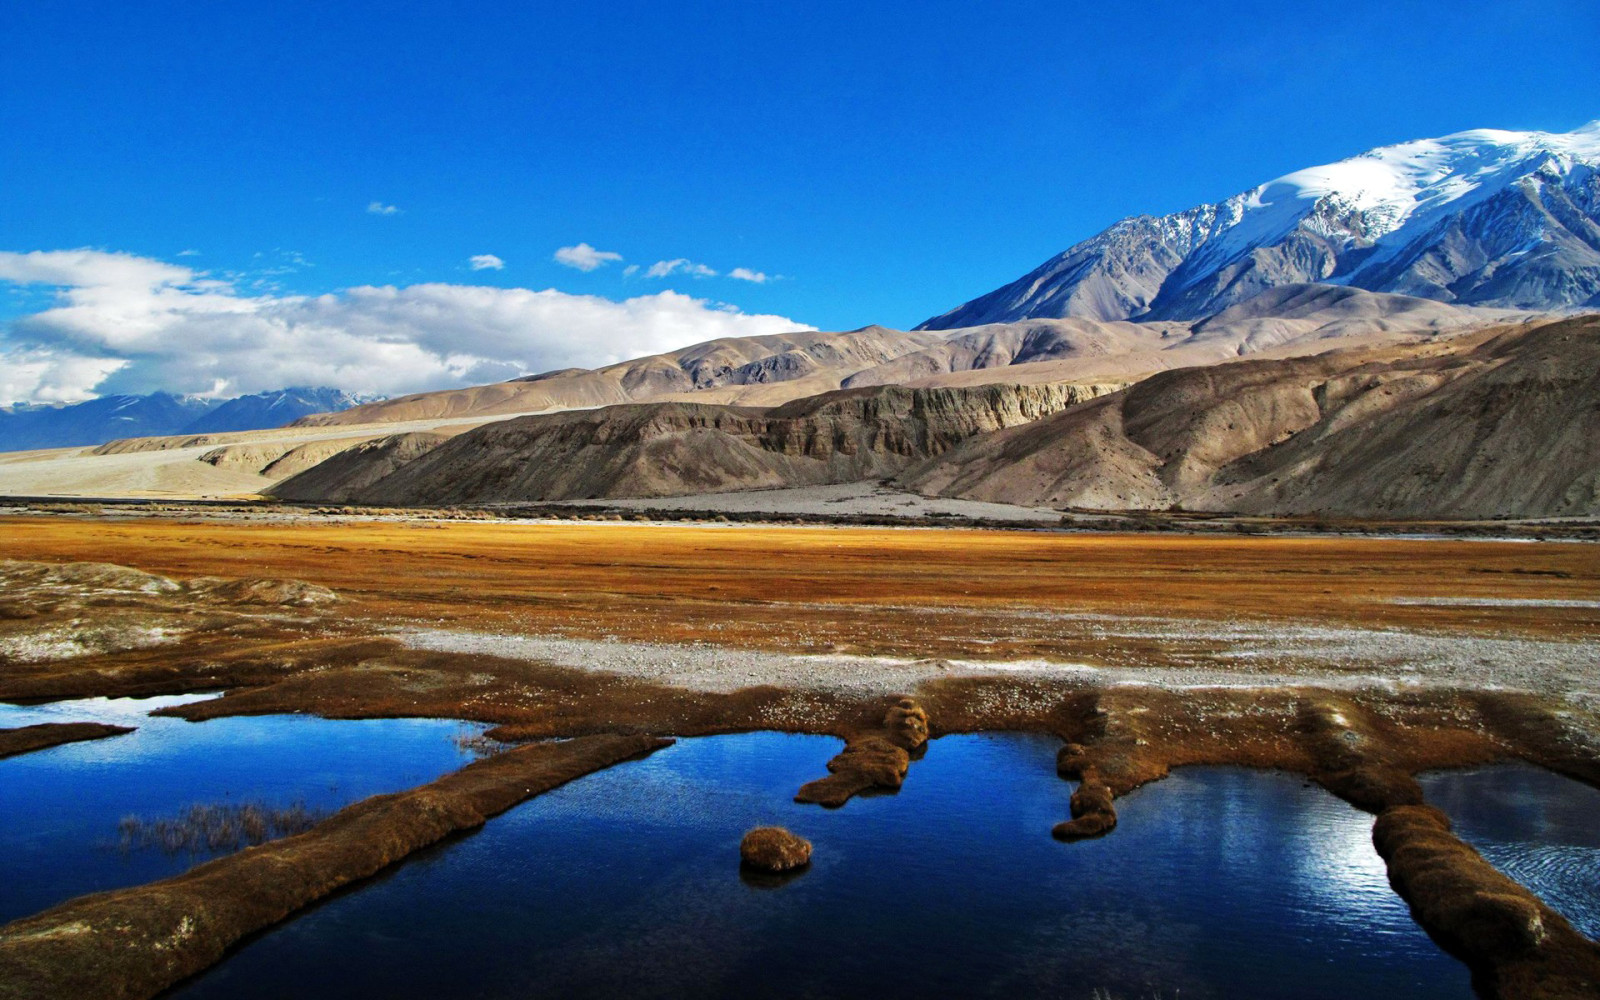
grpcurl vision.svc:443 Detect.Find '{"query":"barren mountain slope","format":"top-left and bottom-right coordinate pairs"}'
top-left (293, 286), bottom-right (1519, 429)
top-left (268, 432), bottom-right (456, 503)
top-left (271, 383), bottom-right (1110, 505)
top-left (897, 285), bottom-right (1521, 389)
top-left (903, 316), bottom-right (1600, 518)
top-left (294, 326), bottom-right (948, 427)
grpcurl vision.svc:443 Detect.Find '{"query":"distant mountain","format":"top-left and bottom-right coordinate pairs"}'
top-left (0, 393), bottom-right (215, 451)
top-left (903, 315), bottom-right (1600, 518)
top-left (182, 387), bottom-right (377, 434)
top-left (0, 387), bottom-right (377, 452)
top-left (269, 383), bottom-right (1110, 505)
top-left (919, 121), bottom-right (1600, 329)
top-left (268, 313), bottom-right (1600, 519)
top-left (300, 285), bottom-right (1519, 430)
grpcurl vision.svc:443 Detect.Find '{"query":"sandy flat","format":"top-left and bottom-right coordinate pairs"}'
top-left (0, 413), bottom-right (519, 499)
top-left (558, 481), bottom-right (1064, 521)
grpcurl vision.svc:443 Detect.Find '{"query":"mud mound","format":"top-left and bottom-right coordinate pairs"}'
top-left (0, 734), bottom-right (670, 1000)
top-left (796, 697), bottom-right (932, 807)
top-left (739, 827), bottom-right (812, 872)
top-left (186, 577), bottom-right (338, 607)
top-left (0, 723), bottom-right (133, 760)
top-left (884, 697), bottom-right (929, 749)
top-left (1373, 804), bottom-right (1600, 998)
top-left (0, 560), bottom-right (181, 596)
top-left (1052, 780), bottom-right (1117, 840)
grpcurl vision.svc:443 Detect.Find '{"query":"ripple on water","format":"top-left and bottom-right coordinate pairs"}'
top-left (1420, 762), bottom-right (1600, 940)
top-left (173, 733), bottom-right (1474, 1000)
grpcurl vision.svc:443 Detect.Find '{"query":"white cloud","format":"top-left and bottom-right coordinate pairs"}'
top-left (0, 347), bottom-right (129, 406)
top-left (176, 249), bottom-right (201, 257)
top-left (0, 248), bottom-right (813, 404)
top-left (646, 258), bottom-right (718, 279)
top-left (553, 243), bottom-right (623, 271)
top-left (728, 267), bottom-right (771, 283)
top-left (366, 201), bottom-right (401, 216)
top-left (468, 254), bottom-right (505, 271)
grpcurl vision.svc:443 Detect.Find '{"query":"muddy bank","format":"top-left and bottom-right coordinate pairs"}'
top-left (950, 680), bottom-right (1599, 999)
top-left (1375, 805), bottom-right (1600, 1000)
top-left (795, 697), bottom-right (930, 806)
top-left (0, 733), bottom-right (669, 1000)
top-left (0, 722), bottom-right (133, 759)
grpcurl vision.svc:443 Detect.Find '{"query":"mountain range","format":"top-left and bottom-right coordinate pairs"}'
top-left (6, 121), bottom-right (1599, 519)
top-left (918, 121), bottom-right (1600, 328)
top-left (0, 388), bottom-right (377, 452)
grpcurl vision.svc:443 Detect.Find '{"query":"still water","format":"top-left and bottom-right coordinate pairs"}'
top-left (0, 695), bottom-right (486, 924)
top-left (173, 732), bottom-right (1475, 1000)
top-left (1421, 761), bottom-right (1600, 940)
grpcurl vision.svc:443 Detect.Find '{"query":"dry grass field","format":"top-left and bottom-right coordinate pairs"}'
top-left (3, 516), bottom-right (1596, 651)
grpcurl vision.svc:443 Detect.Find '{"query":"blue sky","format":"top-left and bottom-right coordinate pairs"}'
top-left (1, 0), bottom-right (1596, 403)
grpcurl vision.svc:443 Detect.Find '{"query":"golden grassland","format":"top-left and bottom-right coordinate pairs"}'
top-left (3, 517), bottom-right (1597, 651)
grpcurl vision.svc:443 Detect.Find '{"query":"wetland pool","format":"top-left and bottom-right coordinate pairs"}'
top-left (0, 695), bottom-right (487, 924)
top-left (172, 732), bottom-right (1477, 1000)
top-left (1421, 761), bottom-right (1600, 940)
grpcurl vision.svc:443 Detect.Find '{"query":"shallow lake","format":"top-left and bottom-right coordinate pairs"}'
top-left (1420, 761), bottom-right (1600, 940)
top-left (0, 695), bottom-right (486, 924)
top-left (172, 732), bottom-right (1476, 1000)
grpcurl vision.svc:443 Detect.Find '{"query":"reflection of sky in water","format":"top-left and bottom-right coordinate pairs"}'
top-left (176, 733), bottom-right (1473, 1000)
top-left (1421, 762), bottom-right (1600, 940)
top-left (0, 696), bottom-right (485, 924)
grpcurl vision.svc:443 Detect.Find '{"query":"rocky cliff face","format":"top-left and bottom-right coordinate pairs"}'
top-left (271, 383), bottom-right (1115, 505)
top-left (269, 432), bottom-right (455, 503)
top-left (903, 316), bottom-right (1600, 519)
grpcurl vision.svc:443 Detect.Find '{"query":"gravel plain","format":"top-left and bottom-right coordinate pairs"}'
top-left (395, 603), bottom-right (1600, 701)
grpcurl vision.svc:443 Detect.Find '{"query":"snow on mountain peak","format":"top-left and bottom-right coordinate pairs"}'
top-left (1244, 121), bottom-right (1600, 244)
top-left (918, 119), bottom-right (1600, 329)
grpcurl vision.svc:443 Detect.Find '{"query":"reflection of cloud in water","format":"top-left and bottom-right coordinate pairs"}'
top-left (0, 692), bottom-right (219, 727)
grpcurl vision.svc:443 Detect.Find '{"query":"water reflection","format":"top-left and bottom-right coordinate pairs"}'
top-left (1420, 762), bottom-right (1600, 940)
top-left (175, 733), bottom-right (1472, 1000)
top-left (0, 696), bottom-right (485, 924)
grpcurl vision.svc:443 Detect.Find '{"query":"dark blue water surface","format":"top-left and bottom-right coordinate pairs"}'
top-left (172, 733), bottom-right (1473, 1000)
top-left (1420, 762), bottom-right (1600, 940)
top-left (0, 695), bottom-right (486, 924)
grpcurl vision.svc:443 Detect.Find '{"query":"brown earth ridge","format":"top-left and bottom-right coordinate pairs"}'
top-left (0, 722), bottom-right (132, 759)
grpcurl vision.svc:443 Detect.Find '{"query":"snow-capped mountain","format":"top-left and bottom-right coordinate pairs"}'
top-left (183, 387), bottom-right (380, 434)
top-left (918, 121), bottom-right (1600, 328)
top-left (0, 387), bottom-right (380, 452)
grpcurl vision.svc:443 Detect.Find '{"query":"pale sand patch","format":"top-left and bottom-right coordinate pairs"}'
top-left (555, 481), bottom-right (1064, 521)
top-left (391, 612), bottom-right (1600, 698)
